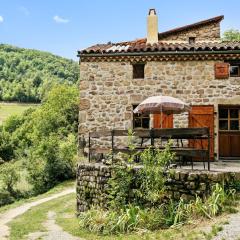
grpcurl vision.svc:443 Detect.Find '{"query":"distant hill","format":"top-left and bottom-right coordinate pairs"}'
top-left (0, 44), bottom-right (79, 102)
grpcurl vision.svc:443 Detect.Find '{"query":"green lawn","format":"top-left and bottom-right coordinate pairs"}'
top-left (0, 179), bottom-right (75, 214)
top-left (8, 191), bottom-right (229, 240)
top-left (0, 102), bottom-right (39, 124)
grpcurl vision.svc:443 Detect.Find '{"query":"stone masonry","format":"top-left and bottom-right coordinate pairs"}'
top-left (159, 22), bottom-right (221, 42)
top-left (79, 60), bottom-right (240, 157)
top-left (76, 163), bottom-right (240, 213)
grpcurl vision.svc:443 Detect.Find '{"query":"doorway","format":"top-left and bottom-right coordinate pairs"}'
top-left (218, 105), bottom-right (240, 159)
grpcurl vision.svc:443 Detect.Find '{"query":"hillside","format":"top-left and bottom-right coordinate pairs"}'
top-left (0, 44), bottom-right (79, 102)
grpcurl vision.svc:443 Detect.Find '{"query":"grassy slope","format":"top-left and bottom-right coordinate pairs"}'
top-left (0, 180), bottom-right (75, 214)
top-left (0, 102), bottom-right (38, 124)
top-left (8, 191), bottom-right (231, 240)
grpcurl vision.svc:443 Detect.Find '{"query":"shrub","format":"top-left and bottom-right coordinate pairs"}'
top-left (79, 184), bottom-right (237, 235)
top-left (0, 161), bottom-right (19, 196)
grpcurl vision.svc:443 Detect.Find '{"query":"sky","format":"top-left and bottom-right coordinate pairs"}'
top-left (0, 0), bottom-right (240, 60)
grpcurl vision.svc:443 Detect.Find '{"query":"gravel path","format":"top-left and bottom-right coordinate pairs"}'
top-left (212, 213), bottom-right (240, 240)
top-left (0, 188), bottom-right (75, 240)
top-left (27, 211), bottom-right (83, 240)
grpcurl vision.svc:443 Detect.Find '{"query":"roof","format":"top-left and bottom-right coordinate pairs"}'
top-left (78, 15), bottom-right (240, 56)
top-left (158, 15), bottom-right (224, 39)
top-left (80, 41), bottom-right (240, 55)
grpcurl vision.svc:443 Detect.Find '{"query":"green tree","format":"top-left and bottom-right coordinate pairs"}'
top-left (223, 29), bottom-right (240, 41)
top-left (0, 44), bottom-right (79, 102)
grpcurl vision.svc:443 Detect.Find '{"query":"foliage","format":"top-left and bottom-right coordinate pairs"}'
top-left (79, 184), bottom-right (237, 235)
top-left (79, 138), bottom-right (238, 235)
top-left (0, 44), bottom-right (79, 102)
top-left (0, 84), bottom-right (79, 195)
top-left (136, 142), bottom-right (175, 205)
top-left (0, 161), bottom-right (19, 196)
top-left (108, 141), bottom-right (175, 208)
top-left (223, 29), bottom-right (240, 41)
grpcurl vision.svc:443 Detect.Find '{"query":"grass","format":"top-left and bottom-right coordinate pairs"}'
top-left (8, 191), bottom-right (235, 240)
top-left (0, 179), bottom-right (75, 214)
top-left (0, 102), bottom-right (39, 124)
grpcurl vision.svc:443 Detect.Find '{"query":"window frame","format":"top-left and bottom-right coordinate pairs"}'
top-left (132, 105), bottom-right (150, 129)
top-left (226, 61), bottom-right (240, 77)
top-left (219, 107), bottom-right (240, 132)
top-left (188, 37), bottom-right (196, 44)
top-left (132, 63), bottom-right (145, 79)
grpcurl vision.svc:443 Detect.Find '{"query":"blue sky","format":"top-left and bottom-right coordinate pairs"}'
top-left (1, 0), bottom-right (240, 60)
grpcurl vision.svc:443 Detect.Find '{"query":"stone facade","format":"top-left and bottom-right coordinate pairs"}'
top-left (79, 60), bottom-right (240, 157)
top-left (159, 22), bottom-right (221, 43)
top-left (76, 163), bottom-right (240, 213)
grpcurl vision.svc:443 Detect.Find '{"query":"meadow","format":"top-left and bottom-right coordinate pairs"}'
top-left (0, 102), bottom-right (39, 124)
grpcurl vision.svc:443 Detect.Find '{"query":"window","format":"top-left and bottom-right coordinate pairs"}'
top-left (133, 63), bottom-right (145, 79)
top-left (219, 107), bottom-right (240, 131)
top-left (230, 65), bottom-right (240, 77)
top-left (133, 105), bottom-right (150, 129)
top-left (189, 37), bottom-right (196, 44)
top-left (227, 61), bottom-right (240, 77)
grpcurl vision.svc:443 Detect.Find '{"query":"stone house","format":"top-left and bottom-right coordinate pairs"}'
top-left (78, 9), bottom-right (240, 160)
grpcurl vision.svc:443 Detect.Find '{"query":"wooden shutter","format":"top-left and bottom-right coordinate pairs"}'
top-left (189, 106), bottom-right (214, 160)
top-left (215, 63), bottom-right (229, 79)
top-left (153, 113), bottom-right (173, 129)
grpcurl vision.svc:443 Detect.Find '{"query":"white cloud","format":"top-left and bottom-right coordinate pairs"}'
top-left (53, 15), bottom-right (69, 24)
top-left (0, 16), bottom-right (4, 23)
top-left (19, 6), bottom-right (30, 16)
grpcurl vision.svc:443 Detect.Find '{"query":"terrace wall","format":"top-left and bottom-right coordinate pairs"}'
top-left (76, 163), bottom-right (240, 213)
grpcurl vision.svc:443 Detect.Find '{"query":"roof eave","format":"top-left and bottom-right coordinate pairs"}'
top-left (78, 49), bottom-right (240, 58)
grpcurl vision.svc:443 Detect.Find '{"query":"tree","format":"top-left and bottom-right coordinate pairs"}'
top-left (223, 29), bottom-right (240, 41)
top-left (0, 44), bottom-right (79, 102)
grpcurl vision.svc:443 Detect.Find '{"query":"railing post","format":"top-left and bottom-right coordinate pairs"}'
top-left (88, 132), bottom-right (91, 162)
top-left (208, 128), bottom-right (210, 171)
top-left (111, 129), bottom-right (114, 162)
top-left (150, 128), bottom-right (154, 146)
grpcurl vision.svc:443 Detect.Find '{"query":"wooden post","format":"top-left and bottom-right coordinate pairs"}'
top-left (88, 132), bottom-right (91, 162)
top-left (208, 128), bottom-right (210, 171)
top-left (150, 128), bottom-right (154, 146)
top-left (111, 130), bottom-right (114, 161)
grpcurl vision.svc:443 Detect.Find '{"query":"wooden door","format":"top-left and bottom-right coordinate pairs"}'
top-left (188, 106), bottom-right (214, 160)
top-left (219, 106), bottom-right (240, 158)
top-left (153, 113), bottom-right (173, 128)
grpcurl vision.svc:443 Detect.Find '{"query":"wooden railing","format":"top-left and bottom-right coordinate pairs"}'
top-left (88, 127), bottom-right (211, 170)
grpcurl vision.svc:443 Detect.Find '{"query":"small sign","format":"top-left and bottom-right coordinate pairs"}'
top-left (215, 63), bottom-right (229, 79)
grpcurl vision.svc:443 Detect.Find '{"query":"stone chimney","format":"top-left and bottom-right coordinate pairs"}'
top-left (147, 9), bottom-right (158, 44)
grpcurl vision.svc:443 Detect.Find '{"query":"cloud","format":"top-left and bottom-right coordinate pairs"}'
top-left (53, 15), bottom-right (69, 24)
top-left (19, 6), bottom-right (30, 16)
top-left (0, 16), bottom-right (3, 23)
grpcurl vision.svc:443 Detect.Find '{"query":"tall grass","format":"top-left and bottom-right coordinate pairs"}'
top-left (78, 184), bottom-right (237, 235)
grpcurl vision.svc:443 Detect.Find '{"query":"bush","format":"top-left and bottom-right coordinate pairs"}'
top-left (0, 161), bottom-right (19, 196)
top-left (108, 141), bottom-right (175, 208)
top-left (0, 190), bottom-right (15, 207)
top-left (79, 141), bottom-right (238, 235)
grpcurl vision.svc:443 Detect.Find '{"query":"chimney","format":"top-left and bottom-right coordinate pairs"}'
top-left (147, 9), bottom-right (158, 45)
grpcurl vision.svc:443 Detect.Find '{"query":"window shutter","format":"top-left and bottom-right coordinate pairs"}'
top-left (215, 63), bottom-right (229, 79)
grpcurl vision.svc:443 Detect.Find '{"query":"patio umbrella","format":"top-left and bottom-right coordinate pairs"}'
top-left (133, 96), bottom-right (191, 128)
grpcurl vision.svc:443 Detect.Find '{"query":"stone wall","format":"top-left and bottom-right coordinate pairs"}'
top-left (159, 22), bottom-right (221, 43)
top-left (76, 163), bottom-right (240, 213)
top-left (79, 60), bottom-right (240, 158)
top-left (77, 163), bottom-right (111, 212)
